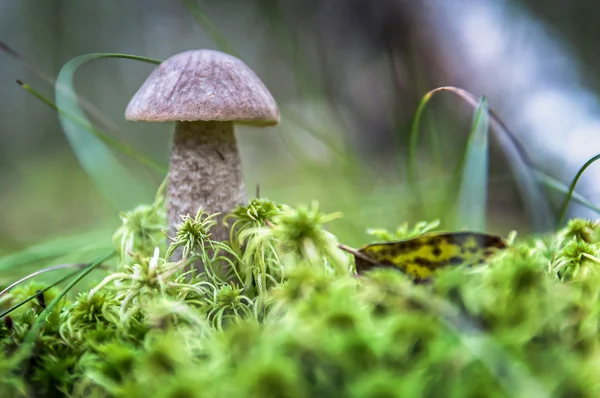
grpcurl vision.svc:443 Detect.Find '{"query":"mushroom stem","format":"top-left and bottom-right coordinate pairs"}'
top-left (168, 120), bottom-right (247, 243)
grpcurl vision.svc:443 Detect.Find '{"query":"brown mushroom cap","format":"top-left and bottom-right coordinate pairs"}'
top-left (125, 49), bottom-right (279, 126)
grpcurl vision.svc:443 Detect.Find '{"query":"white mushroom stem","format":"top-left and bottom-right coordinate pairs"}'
top-left (168, 120), bottom-right (247, 243)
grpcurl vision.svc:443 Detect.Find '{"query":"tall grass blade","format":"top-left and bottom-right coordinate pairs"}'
top-left (557, 153), bottom-right (600, 225)
top-left (0, 263), bottom-right (92, 299)
top-left (55, 53), bottom-right (162, 209)
top-left (3, 43), bottom-right (166, 174)
top-left (408, 91), bottom-right (435, 213)
top-left (410, 87), bottom-right (554, 232)
top-left (0, 230), bottom-right (112, 273)
top-left (534, 170), bottom-right (600, 216)
top-left (454, 97), bottom-right (490, 230)
top-left (0, 268), bottom-right (82, 319)
top-left (19, 252), bottom-right (114, 354)
top-left (18, 80), bottom-right (167, 175)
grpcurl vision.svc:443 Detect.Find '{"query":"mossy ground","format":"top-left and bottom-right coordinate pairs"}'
top-left (1, 192), bottom-right (600, 398)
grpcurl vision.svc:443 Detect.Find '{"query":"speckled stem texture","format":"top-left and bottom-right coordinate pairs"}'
top-left (168, 120), bottom-right (247, 245)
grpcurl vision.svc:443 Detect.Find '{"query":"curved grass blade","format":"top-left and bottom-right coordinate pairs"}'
top-left (18, 80), bottom-right (167, 175)
top-left (0, 230), bottom-right (112, 273)
top-left (557, 153), bottom-right (600, 225)
top-left (0, 268), bottom-right (82, 319)
top-left (2, 42), bottom-right (166, 175)
top-left (19, 252), bottom-right (114, 351)
top-left (408, 90), bottom-right (438, 211)
top-left (55, 53), bottom-right (162, 209)
top-left (534, 170), bottom-right (600, 216)
top-left (0, 263), bottom-right (95, 299)
top-left (454, 97), bottom-right (490, 230)
top-left (410, 86), bottom-right (554, 232)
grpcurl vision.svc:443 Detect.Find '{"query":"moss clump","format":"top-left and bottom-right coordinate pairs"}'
top-left (2, 194), bottom-right (600, 397)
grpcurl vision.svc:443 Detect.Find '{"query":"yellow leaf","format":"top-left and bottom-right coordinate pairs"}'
top-left (354, 232), bottom-right (506, 281)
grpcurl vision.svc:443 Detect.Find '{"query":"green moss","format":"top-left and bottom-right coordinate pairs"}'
top-left (3, 198), bottom-right (600, 397)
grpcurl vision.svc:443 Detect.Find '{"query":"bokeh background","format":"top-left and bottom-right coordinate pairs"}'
top-left (2, 0), bottom-right (600, 258)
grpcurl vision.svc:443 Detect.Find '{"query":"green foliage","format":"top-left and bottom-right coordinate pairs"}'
top-left (3, 195), bottom-right (600, 397)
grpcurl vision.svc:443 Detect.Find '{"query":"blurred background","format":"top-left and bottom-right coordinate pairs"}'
top-left (2, 0), bottom-right (600, 260)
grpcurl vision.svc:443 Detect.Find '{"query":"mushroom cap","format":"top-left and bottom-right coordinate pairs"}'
top-left (125, 49), bottom-right (279, 126)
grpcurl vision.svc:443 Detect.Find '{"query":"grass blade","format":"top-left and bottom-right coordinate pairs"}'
top-left (0, 268), bottom-right (82, 319)
top-left (2, 42), bottom-right (166, 175)
top-left (454, 97), bottom-right (490, 230)
top-left (18, 80), bottom-right (167, 175)
top-left (55, 53), bottom-right (162, 209)
top-left (408, 90), bottom-right (436, 213)
top-left (20, 252), bottom-right (114, 349)
top-left (557, 153), bottom-right (600, 225)
top-left (0, 230), bottom-right (112, 273)
top-left (410, 86), bottom-right (554, 232)
top-left (534, 170), bottom-right (600, 216)
top-left (0, 263), bottom-right (92, 299)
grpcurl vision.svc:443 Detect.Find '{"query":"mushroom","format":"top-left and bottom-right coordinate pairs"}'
top-left (125, 49), bottom-right (279, 244)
